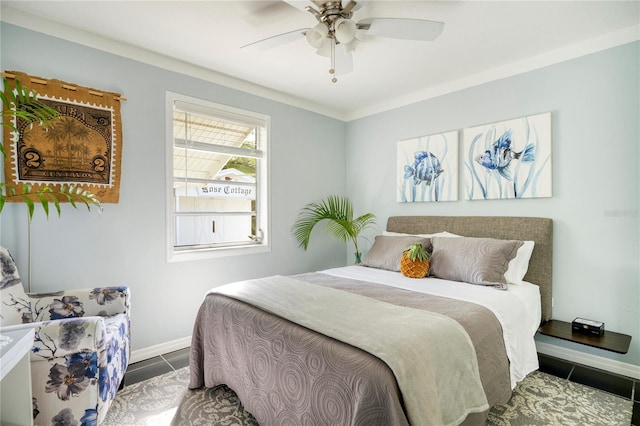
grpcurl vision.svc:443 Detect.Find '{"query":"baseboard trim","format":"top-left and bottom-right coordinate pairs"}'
top-left (536, 341), bottom-right (640, 380)
top-left (130, 336), bottom-right (191, 364)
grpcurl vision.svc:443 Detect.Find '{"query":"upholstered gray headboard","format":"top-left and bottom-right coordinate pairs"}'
top-left (386, 216), bottom-right (553, 322)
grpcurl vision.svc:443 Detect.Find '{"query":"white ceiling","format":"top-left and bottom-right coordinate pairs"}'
top-left (2, 1), bottom-right (639, 120)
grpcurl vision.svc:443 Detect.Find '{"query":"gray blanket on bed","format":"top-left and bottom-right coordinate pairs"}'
top-left (210, 275), bottom-right (489, 426)
top-left (190, 273), bottom-right (511, 425)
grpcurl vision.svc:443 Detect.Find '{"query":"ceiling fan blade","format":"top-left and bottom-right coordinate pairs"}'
top-left (282, 0), bottom-right (319, 13)
top-left (241, 28), bottom-right (308, 51)
top-left (357, 17), bottom-right (444, 41)
top-left (343, 0), bottom-right (367, 12)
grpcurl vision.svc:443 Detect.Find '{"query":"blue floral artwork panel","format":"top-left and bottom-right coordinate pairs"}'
top-left (397, 131), bottom-right (458, 202)
top-left (463, 112), bottom-right (552, 200)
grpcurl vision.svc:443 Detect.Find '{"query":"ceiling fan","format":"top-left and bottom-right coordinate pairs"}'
top-left (242, 0), bottom-right (444, 83)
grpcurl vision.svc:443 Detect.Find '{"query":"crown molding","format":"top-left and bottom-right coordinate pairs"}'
top-left (2, 6), bottom-right (637, 123)
top-left (345, 24), bottom-right (640, 121)
top-left (0, 6), bottom-right (346, 121)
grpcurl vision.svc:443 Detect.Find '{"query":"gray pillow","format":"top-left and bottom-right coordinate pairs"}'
top-left (362, 235), bottom-right (432, 272)
top-left (429, 237), bottom-right (524, 288)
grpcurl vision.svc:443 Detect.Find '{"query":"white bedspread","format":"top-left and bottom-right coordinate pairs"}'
top-left (322, 265), bottom-right (541, 388)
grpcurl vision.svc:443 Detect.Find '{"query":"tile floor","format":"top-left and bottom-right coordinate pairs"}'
top-left (122, 349), bottom-right (639, 425)
top-left (122, 347), bottom-right (191, 387)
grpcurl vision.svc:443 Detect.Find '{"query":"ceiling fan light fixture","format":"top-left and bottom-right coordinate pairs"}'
top-left (334, 18), bottom-right (357, 44)
top-left (244, 0), bottom-right (445, 84)
top-left (315, 38), bottom-right (332, 57)
top-left (305, 22), bottom-right (328, 49)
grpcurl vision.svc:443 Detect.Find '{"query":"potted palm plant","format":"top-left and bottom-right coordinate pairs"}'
top-left (292, 195), bottom-right (376, 264)
top-left (1, 77), bottom-right (101, 219)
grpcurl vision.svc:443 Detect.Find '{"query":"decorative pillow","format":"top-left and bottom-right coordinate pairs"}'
top-left (505, 241), bottom-right (535, 284)
top-left (362, 235), bottom-right (432, 272)
top-left (429, 237), bottom-right (524, 288)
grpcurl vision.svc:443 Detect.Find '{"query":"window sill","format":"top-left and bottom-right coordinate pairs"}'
top-left (167, 243), bottom-right (270, 262)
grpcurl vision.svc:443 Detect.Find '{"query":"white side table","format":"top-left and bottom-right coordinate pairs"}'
top-left (1, 328), bottom-right (35, 426)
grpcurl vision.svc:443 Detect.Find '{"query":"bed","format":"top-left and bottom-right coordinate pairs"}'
top-left (189, 215), bottom-right (553, 425)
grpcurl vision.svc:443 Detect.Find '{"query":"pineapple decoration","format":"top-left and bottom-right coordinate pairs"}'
top-left (400, 242), bottom-right (431, 278)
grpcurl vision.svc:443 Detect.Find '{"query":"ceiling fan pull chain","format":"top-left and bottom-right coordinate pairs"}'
top-left (330, 35), bottom-right (337, 83)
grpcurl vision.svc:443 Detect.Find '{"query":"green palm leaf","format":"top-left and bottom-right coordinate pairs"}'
top-left (1, 77), bottom-right (102, 219)
top-left (292, 195), bottom-right (376, 258)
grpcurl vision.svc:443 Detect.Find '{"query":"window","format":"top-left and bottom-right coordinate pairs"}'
top-left (166, 92), bottom-right (269, 261)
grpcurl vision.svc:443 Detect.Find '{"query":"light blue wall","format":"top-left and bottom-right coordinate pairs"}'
top-left (346, 42), bottom-right (640, 367)
top-left (0, 23), bottom-right (347, 351)
top-left (2, 22), bottom-right (638, 369)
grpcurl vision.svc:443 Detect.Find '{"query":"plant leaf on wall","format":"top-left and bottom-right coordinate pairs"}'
top-left (1, 76), bottom-right (102, 219)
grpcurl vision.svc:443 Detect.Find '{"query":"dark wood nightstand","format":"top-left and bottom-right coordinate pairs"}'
top-left (538, 320), bottom-right (632, 354)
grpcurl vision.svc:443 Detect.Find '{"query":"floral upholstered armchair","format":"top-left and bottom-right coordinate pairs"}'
top-left (0, 246), bottom-right (130, 426)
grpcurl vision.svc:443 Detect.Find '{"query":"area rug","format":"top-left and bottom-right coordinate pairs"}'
top-left (103, 367), bottom-right (632, 426)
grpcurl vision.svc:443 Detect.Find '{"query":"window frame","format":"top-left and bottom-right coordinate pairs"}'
top-left (165, 91), bottom-right (271, 262)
